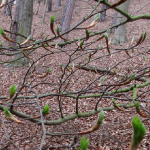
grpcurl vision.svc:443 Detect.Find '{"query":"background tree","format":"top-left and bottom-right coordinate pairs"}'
top-left (10, 0), bottom-right (33, 67)
top-left (54, 0), bottom-right (61, 8)
top-left (60, 0), bottom-right (75, 41)
top-left (112, 0), bottom-right (131, 45)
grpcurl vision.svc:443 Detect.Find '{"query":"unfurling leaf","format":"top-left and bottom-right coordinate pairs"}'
top-left (112, 98), bottom-right (124, 111)
top-left (85, 29), bottom-right (90, 41)
top-left (56, 26), bottom-right (67, 41)
top-left (0, 27), bottom-right (5, 36)
top-left (86, 13), bottom-right (100, 29)
top-left (39, 68), bottom-right (50, 78)
top-left (132, 87), bottom-right (137, 100)
top-left (4, 107), bottom-right (24, 124)
top-left (80, 41), bottom-right (84, 50)
top-left (0, 0), bottom-right (7, 8)
top-left (42, 105), bottom-right (50, 115)
top-left (128, 115), bottom-right (146, 150)
top-left (135, 102), bottom-right (147, 118)
top-left (20, 35), bottom-right (31, 46)
top-left (97, 110), bottom-right (104, 126)
top-left (4, 107), bottom-right (12, 118)
top-left (78, 136), bottom-right (89, 150)
top-left (10, 85), bottom-right (17, 99)
top-left (50, 15), bottom-right (56, 36)
top-left (99, 76), bottom-right (104, 86)
top-left (0, 27), bottom-right (14, 42)
top-left (79, 111), bottom-right (104, 135)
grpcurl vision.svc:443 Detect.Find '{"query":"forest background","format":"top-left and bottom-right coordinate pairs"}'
top-left (0, 0), bottom-right (150, 149)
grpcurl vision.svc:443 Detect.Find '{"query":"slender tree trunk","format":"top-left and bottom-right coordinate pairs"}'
top-left (42, 0), bottom-right (48, 23)
top-left (60, 0), bottom-right (75, 42)
top-left (112, 0), bottom-right (131, 45)
top-left (5, 0), bottom-right (13, 16)
top-left (10, 0), bottom-right (33, 67)
top-left (110, 11), bottom-right (118, 33)
top-left (54, 0), bottom-right (61, 8)
top-left (99, 0), bottom-right (108, 22)
top-left (47, 0), bottom-right (52, 12)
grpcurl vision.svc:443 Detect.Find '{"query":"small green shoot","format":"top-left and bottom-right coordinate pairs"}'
top-left (78, 136), bottom-right (89, 150)
top-left (10, 85), bottom-right (17, 99)
top-left (3, 107), bottom-right (12, 118)
top-left (129, 115), bottom-right (146, 150)
top-left (42, 105), bottom-right (50, 115)
top-left (0, 27), bottom-right (6, 36)
top-left (97, 110), bottom-right (104, 126)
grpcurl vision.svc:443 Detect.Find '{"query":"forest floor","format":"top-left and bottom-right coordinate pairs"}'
top-left (0, 0), bottom-right (150, 149)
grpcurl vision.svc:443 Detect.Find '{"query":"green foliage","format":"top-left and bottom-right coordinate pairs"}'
top-left (78, 136), bottom-right (89, 150)
top-left (132, 87), bottom-right (137, 100)
top-left (85, 29), bottom-right (90, 40)
top-left (97, 110), bottom-right (104, 126)
top-left (135, 102), bottom-right (139, 109)
top-left (46, 68), bottom-right (50, 74)
top-left (10, 85), bottom-right (17, 99)
top-left (50, 15), bottom-right (55, 24)
top-left (3, 107), bottom-right (12, 118)
top-left (94, 13), bottom-right (100, 21)
top-left (131, 115), bottom-right (146, 148)
top-left (42, 105), bottom-right (50, 115)
top-left (130, 73), bottom-right (136, 80)
top-left (0, 27), bottom-right (5, 36)
top-left (56, 26), bottom-right (60, 35)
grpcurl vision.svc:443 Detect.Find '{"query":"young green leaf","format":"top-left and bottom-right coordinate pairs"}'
top-left (78, 136), bottom-right (89, 150)
top-left (132, 87), bottom-right (137, 100)
top-left (129, 115), bottom-right (146, 150)
top-left (42, 105), bottom-right (50, 115)
top-left (46, 68), bottom-right (50, 74)
top-left (97, 110), bottom-right (104, 126)
top-left (4, 107), bottom-right (12, 118)
top-left (50, 15), bottom-right (56, 36)
top-left (135, 102), bottom-right (139, 109)
top-left (0, 27), bottom-right (6, 36)
top-left (10, 85), bottom-right (17, 99)
top-left (85, 29), bottom-right (90, 41)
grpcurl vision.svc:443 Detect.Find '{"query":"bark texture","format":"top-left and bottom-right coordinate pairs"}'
top-left (60, 0), bottom-right (75, 42)
top-left (99, 0), bottom-right (108, 22)
top-left (10, 0), bottom-right (33, 67)
top-left (112, 0), bottom-right (130, 45)
top-left (54, 0), bottom-right (61, 8)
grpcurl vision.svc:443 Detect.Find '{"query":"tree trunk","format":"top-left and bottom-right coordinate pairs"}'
top-left (60, 0), bottom-right (75, 42)
top-left (10, 0), bottom-right (33, 67)
top-left (47, 0), bottom-right (52, 12)
top-left (110, 11), bottom-right (118, 33)
top-left (112, 0), bottom-right (131, 45)
top-left (54, 0), bottom-right (61, 8)
top-left (42, 0), bottom-right (48, 23)
top-left (99, 0), bottom-right (108, 22)
top-left (5, 0), bottom-right (13, 16)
